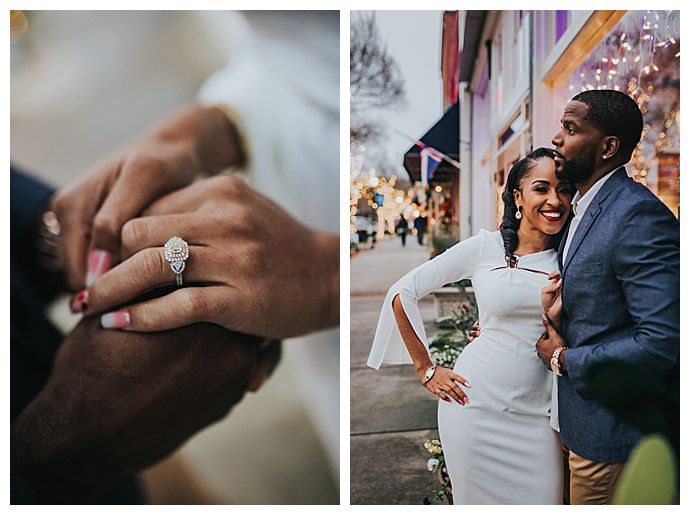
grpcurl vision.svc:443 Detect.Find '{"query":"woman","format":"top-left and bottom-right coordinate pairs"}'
top-left (368, 148), bottom-right (574, 504)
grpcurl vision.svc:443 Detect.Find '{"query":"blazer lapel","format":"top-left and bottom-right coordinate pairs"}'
top-left (562, 167), bottom-right (628, 274)
top-left (562, 204), bottom-right (601, 273)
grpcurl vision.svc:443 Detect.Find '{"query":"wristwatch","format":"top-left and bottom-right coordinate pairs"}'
top-left (422, 365), bottom-right (437, 386)
top-left (551, 346), bottom-right (566, 376)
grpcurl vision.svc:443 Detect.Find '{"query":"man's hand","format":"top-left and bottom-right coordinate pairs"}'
top-left (10, 317), bottom-right (261, 503)
top-left (249, 340), bottom-right (282, 392)
top-left (536, 314), bottom-right (567, 372)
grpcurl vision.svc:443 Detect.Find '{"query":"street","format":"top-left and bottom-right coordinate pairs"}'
top-left (350, 236), bottom-right (443, 504)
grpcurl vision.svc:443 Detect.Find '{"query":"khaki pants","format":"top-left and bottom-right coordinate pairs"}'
top-left (568, 450), bottom-right (625, 505)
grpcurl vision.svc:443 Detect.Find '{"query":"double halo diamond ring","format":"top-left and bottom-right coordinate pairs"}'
top-left (164, 236), bottom-right (189, 286)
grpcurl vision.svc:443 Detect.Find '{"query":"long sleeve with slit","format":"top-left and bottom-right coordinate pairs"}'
top-left (367, 229), bottom-right (487, 368)
top-left (368, 229), bottom-right (563, 504)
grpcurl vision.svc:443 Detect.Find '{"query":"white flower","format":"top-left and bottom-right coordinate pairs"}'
top-left (427, 458), bottom-right (440, 471)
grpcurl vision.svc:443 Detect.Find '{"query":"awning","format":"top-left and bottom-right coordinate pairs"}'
top-left (403, 101), bottom-right (459, 183)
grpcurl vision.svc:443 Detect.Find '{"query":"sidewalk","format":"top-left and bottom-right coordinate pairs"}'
top-left (350, 236), bottom-right (442, 504)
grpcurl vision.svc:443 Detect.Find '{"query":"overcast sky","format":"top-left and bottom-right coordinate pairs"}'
top-left (354, 10), bottom-right (443, 175)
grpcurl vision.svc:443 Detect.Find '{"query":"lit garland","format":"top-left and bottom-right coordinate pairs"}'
top-left (568, 10), bottom-right (679, 193)
top-left (350, 145), bottom-right (422, 235)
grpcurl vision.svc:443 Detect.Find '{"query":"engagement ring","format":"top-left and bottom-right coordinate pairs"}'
top-left (164, 236), bottom-right (189, 286)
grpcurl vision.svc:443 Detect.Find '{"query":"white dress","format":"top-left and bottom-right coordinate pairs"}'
top-left (368, 229), bottom-right (563, 504)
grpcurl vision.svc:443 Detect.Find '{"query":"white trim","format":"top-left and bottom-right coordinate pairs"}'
top-left (496, 119), bottom-right (528, 158)
top-left (492, 77), bottom-right (529, 136)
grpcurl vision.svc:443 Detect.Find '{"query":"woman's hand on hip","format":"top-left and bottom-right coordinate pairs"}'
top-left (425, 366), bottom-right (471, 405)
top-left (76, 175), bottom-right (339, 340)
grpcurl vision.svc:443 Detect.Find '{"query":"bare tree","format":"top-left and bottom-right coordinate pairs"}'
top-left (349, 120), bottom-right (383, 144)
top-left (350, 12), bottom-right (405, 144)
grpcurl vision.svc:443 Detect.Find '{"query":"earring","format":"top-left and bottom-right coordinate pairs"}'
top-left (515, 207), bottom-right (522, 220)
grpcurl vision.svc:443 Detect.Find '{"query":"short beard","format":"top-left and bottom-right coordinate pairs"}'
top-left (555, 148), bottom-right (597, 184)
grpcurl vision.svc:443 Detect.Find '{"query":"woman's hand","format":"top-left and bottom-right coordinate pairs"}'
top-left (422, 366), bottom-right (471, 405)
top-left (52, 105), bottom-right (243, 292)
top-left (76, 175), bottom-right (339, 340)
top-left (541, 271), bottom-right (563, 327)
top-left (466, 320), bottom-right (480, 343)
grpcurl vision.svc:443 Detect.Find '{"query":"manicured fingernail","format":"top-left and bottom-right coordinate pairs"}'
top-left (464, 381), bottom-right (471, 388)
top-left (69, 290), bottom-right (89, 313)
top-left (86, 249), bottom-right (114, 287)
top-left (100, 310), bottom-right (130, 329)
top-left (464, 398), bottom-right (470, 405)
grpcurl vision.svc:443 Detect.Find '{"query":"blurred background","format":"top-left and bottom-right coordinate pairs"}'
top-left (11, 10), bottom-right (338, 504)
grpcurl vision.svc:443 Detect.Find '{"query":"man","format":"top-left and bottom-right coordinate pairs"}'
top-left (414, 214), bottom-right (428, 246)
top-left (535, 90), bottom-right (680, 504)
top-left (11, 168), bottom-right (280, 503)
top-left (396, 215), bottom-right (409, 247)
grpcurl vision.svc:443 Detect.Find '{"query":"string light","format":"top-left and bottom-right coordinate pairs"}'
top-left (350, 149), bottom-right (423, 237)
top-left (567, 10), bottom-right (679, 216)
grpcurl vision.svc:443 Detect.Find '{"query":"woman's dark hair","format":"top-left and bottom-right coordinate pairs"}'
top-left (499, 147), bottom-right (572, 260)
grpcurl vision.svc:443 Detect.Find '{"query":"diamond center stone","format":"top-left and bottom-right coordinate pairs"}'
top-left (164, 236), bottom-right (189, 262)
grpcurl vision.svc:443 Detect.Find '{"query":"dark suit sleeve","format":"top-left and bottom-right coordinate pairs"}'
top-left (564, 197), bottom-right (680, 393)
top-left (11, 169), bottom-right (55, 504)
top-left (11, 166), bottom-right (66, 307)
top-left (10, 466), bottom-right (39, 504)
top-left (11, 166), bottom-right (55, 243)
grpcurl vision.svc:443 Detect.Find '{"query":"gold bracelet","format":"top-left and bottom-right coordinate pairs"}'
top-left (550, 346), bottom-right (566, 376)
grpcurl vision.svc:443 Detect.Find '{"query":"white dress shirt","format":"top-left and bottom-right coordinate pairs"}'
top-left (562, 169), bottom-right (618, 261)
top-left (196, 12), bottom-right (340, 477)
top-left (197, 11), bottom-right (339, 233)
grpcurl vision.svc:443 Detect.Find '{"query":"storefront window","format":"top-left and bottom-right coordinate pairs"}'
top-left (567, 10), bottom-right (680, 217)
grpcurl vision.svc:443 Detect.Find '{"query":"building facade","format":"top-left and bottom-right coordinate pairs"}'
top-left (456, 10), bottom-right (680, 237)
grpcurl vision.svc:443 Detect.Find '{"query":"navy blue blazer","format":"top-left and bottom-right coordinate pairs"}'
top-left (557, 167), bottom-right (680, 462)
top-left (10, 167), bottom-right (143, 504)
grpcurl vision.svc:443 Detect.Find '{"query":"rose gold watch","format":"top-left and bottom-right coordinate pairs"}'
top-left (422, 365), bottom-right (437, 386)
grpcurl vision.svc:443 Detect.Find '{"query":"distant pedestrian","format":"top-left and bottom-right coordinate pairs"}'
top-left (414, 215), bottom-right (427, 245)
top-left (395, 215), bottom-right (409, 247)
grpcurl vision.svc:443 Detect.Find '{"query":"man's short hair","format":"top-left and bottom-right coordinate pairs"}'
top-left (572, 89), bottom-right (644, 161)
